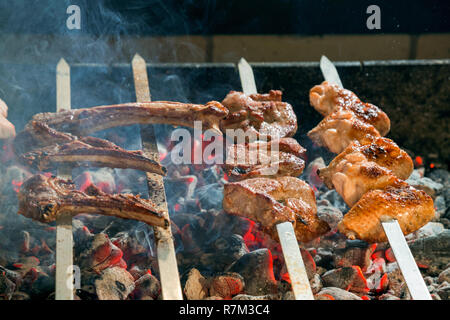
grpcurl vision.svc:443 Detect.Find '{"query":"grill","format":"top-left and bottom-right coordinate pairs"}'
top-left (0, 58), bottom-right (449, 300)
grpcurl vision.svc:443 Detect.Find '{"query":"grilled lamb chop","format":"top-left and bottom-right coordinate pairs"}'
top-left (310, 81), bottom-right (390, 136)
top-left (18, 174), bottom-right (168, 227)
top-left (220, 90), bottom-right (297, 140)
top-left (20, 139), bottom-right (166, 175)
top-left (338, 183), bottom-right (435, 243)
top-left (223, 138), bottom-right (306, 181)
top-left (307, 108), bottom-right (381, 154)
top-left (223, 177), bottom-right (330, 242)
top-left (28, 100), bottom-right (228, 137)
top-left (16, 122), bottom-right (165, 174)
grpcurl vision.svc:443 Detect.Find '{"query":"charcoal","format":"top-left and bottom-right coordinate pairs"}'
top-left (406, 222), bottom-right (445, 241)
top-left (11, 291), bottom-right (30, 300)
top-left (334, 241), bottom-right (375, 272)
top-left (183, 268), bottom-right (208, 300)
top-left (378, 293), bottom-right (401, 300)
top-left (209, 272), bottom-right (244, 299)
top-left (316, 287), bottom-right (362, 300)
top-left (321, 267), bottom-right (368, 293)
top-left (436, 284), bottom-right (450, 300)
top-left (434, 195), bottom-right (446, 220)
top-left (29, 273), bottom-right (55, 299)
top-left (232, 293), bottom-right (278, 300)
top-left (309, 273), bottom-right (323, 294)
top-left (226, 249), bottom-right (278, 296)
top-left (195, 183), bottom-right (224, 210)
top-left (132, 273), bottom-right (161, 300)
top-left (0, 272), bottom-right (16, 300)
top-left (387, 268), bottom-right (411, 299)
top-left (77, 233), bottom-right (125, 273)
top-left (318, 190), bottom-right (350, 213)
top-left (438, 267), bottom-right (450, 283)
top-left (95, 267), bottom-right (135, 300)
top-left (316, 200), bottom-right (343, 230)
top-left (408, 230), bottom-right (450, 274)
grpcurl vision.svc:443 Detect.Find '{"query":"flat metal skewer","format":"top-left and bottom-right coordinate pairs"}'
top-left (238, 58), bottom-right (314, 300)
top-left (320, 55), bottom-right (431, 300)
top-left (55, 58), bottom-right (74, 300)
top-left (132, 54), bottom-right (183, 300)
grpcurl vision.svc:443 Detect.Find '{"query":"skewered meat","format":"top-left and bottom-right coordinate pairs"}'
top-left (338, 183), bottom-right (435, 243)
top-left (0, 98), bottom-right (15, 139)
top-left (20, 139), bottom-right (166, 175)
top-left (220, 90), bottom-right (297, 140)
top-left (15, 122), bottom-right (165, 175)
top-left (319, 137), bottom-right (413, 188)
top-left (223, 177), bottom-right (330, 242)
top-left (17, 174), bottom-right (168, 227)
top-left (223, 138), bottom-right (306, 181)
top-left (307, 108), bottom-right (381, 154)
top-left (310, 81), bottom-right (390, 135)
top-left (317, 137), bottom-right (414, 207)
top-left (28, 100), bottom-right (228, 136)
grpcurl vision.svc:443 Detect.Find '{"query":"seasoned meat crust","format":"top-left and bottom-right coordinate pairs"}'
top-left (29, 101), bottom-right (228, 136)
top-left (310, 81), bottom-right (390, 136)
top-left (319, 137), bottom-right (413, 189)
top-left (16, 122), bottom-right (166, 175)
top-left (338, 183), bottom-right (435, 243)
top-left (223, 138), bottom-right (306, 181)
top-left (307, 108), bottom-right (381, 154)
top-left (15, 100), bottom-right (227, 173)
top-left (223, 176), bottom-right (330, 242)
top-left (220, 90), bottom-right (297, 140)
top-left (18, 174), bottom-right (168, 227)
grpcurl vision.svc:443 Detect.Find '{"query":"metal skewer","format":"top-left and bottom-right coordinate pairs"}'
top-left (238, 58), bottom-right (314, 300)
top-left (132, 54), bottom-right (183, 300)
top-left (55, 58), bottom-right (74, 300)
top-left (320, 55), bottom-right (432, 300)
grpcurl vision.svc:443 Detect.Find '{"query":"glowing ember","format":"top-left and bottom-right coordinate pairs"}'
top-left (11, 179), bottom-right (23, 193)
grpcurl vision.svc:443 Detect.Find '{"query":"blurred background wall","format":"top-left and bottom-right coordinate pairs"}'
top-left (0, 0), bottom-right (449, 64)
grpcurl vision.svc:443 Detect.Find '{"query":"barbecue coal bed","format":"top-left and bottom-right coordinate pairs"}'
top-left (0, 59), bottom-right (449, 300)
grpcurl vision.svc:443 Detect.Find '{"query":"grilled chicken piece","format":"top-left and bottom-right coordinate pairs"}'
top-left (319, 137), bottom-right (413, 188)
top-left (223, 138), bottom-right (306, 181)
top-left (15, 122), bottom-right (165, 175)
top-left (223, 177), bottom-right (330, 242)
top-left (27, 100), bottom-right (228, 137)
top-left (18, 174), bottom-right (168, 227)
top-left (338, 183), bottom-right (435, 243)
top-left (310, 81), bottom-right (390, 136)
top-left (319, 137), bottom-right (414, 189)
top-left (317, 137), bottom-right (414, 207)
top-left (220, 90), bottom-right (297, 140)
top-left (308, 108), bottom-right (381, 154)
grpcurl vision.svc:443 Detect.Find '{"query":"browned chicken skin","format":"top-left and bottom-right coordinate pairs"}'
top-left (309, 82), bottom-right (433, 242)
top-left (318, 137), bottom-right (414, 207)
top-left (18, 174), bottom-right (168, 227)
top-left (338, 182), bottom-right (435, 243)
top-left (223, 176), bottom-right (330, 242)
top-left (220, 90), bottom-right (297, 140)
top-left (223, 138), bottom-right (306, 181)
top-left (310, 81), bottom-right (390, 135)
top-left (307, 108), bottom-right (381, 154)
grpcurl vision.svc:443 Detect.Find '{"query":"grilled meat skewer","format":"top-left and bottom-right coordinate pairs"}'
top-left (223, 176), bottom-right (330, 242)
top-left (220, 90), bottom-right (297, 140)
top-left (27, 100), bottom-right (228, 137)
top-left (16, 121), bottom-right (166, 174)
top-left (338, 182), bottom-right (434, 243)
top-left (18, 174), bottom-right (168, 227)
top-left (223, 138), bottom-right (306, 181)
top-left (309, 81), bottom-right (390, 135)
